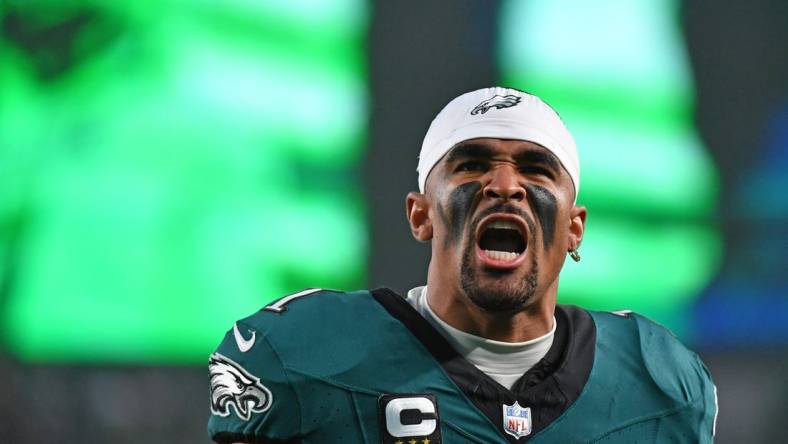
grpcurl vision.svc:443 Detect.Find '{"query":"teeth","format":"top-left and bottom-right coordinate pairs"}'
top-left (488, 220), bottom-right (519, 230)
top-left (483, 250), bottom-right (520, 262)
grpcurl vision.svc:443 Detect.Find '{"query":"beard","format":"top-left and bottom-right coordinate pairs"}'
top-left (458, 203), bottom-right (539, 313)
top-left (460, 246), bottom-right (539, 313)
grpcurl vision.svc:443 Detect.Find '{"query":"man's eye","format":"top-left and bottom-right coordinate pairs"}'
top-left (521, 166), bottom-right (553, 178)
top-left (456, 161), bottom-right (485, 172)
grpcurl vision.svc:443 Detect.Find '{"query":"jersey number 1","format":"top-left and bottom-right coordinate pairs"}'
top-left (263, 288), bottom-right (322, 313)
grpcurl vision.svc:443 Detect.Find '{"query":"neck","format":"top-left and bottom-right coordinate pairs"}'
top-left (425, 273), bottom-right (557, 343)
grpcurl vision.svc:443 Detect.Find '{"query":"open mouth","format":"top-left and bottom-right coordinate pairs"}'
top-left (476, 215), bottom-right (528, 264)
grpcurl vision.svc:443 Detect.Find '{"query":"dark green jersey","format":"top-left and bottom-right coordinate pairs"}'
top-left (208, 288), bottom-right (717, 444)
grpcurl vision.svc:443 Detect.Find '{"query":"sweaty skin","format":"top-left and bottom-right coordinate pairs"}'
top-left (525, 184), bottom-right (558, 249)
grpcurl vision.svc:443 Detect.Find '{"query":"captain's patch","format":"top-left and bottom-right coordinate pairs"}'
top-left (378, 393), bottom-right (442, 444)
top-left (209, 353), bottom-right (272, 421)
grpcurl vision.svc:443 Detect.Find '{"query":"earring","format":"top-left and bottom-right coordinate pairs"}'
top-left (568, 248), bottom-right (581, 262)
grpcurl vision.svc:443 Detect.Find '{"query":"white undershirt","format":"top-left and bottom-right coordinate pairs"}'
top-left (406, 286), bottom-right (556, 390)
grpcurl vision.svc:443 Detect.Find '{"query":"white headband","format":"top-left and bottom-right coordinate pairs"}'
top-left (417, 87), bottom-right (579, 200)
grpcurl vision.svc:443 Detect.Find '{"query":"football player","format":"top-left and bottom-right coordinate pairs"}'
top-left (208, 87), bottom-right (718, 443)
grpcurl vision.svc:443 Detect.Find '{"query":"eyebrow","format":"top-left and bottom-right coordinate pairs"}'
top-left (445, 143), bottom-right (495, 164)
top-left (513, 150), bottom-right (562, 173)
top-left (445, 142), bottom-right (562, 173)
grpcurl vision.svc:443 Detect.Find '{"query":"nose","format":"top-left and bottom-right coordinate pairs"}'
top-left (483, 164), bottom-right (525, 201)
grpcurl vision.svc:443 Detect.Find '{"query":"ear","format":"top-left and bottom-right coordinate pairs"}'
top-left (567, 205), bottom-right (587, 251)
top-left (406, 191), bottom-right (433, 242)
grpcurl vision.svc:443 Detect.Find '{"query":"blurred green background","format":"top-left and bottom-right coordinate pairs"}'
top-left (1, 0), bottom-right (369, 363)
top-left (1, 0), bottom-right (787, 442)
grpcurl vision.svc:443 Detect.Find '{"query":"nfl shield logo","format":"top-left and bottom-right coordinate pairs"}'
top-left (502, 401), bottom-right (532, 439)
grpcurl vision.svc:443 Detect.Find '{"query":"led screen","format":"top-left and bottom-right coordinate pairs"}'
top-left (0, 0), bottom-right (369, 363)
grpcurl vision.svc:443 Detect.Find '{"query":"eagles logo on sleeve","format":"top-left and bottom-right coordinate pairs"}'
top-left (470, 94), bottom-right (522, 115)
top-left (209, 352), bottom-right (273, 421)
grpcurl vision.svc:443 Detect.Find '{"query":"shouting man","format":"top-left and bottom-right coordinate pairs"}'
top-left (208, 87), bottom-right (718, 443)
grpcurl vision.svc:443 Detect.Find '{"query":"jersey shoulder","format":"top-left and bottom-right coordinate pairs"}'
top-left (586, 309), bottom-right (717, 442)
top-left (216, 287), bottom-right (387, 376)
top-left (589, 309), bottom-right (713, 404)
top-left (235, 288), bottom-right (384, 341)
top-left (208, 288), bottom-right (382, 443)
top-left (208, 289), bottom-right (418, 442)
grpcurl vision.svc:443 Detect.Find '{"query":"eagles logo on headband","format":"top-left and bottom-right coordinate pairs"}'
top-left (417, 87), bottom-right (580, 202)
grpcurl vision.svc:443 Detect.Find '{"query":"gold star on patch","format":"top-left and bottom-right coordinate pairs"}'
top-left (394, 441), bottom-right (403, 444)
top-left (422, 439), bottom-right (431, 444)
top-left (408, 440), bottom-right (417, 444)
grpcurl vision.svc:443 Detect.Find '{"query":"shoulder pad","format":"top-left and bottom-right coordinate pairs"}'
top-left (631, 313), bottom-right (710, 404)
top-left (262, 288), bottom-right (331, 313)
top-left (582, 309), bottom-right (717, 441)
top-left (239, 288), bottom-right (347, 324)
top-left (235, 288), bottom-right (374, 336)
top-left (208, 319), bottom-right (301, 441)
